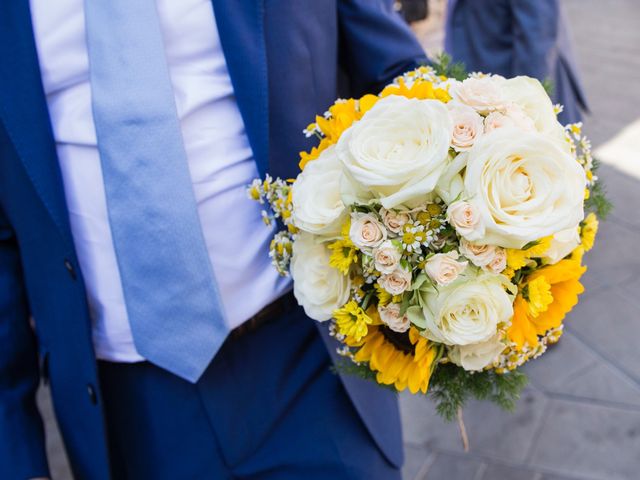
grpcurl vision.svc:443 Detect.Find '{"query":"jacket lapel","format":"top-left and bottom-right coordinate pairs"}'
top-left (0, 0), bottom-right (73, 243)
top-left (211, 0), bottom-right (270, 176)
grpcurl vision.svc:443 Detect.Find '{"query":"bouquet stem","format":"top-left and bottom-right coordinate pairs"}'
top-left (457, 407), bottom-right (470, 452)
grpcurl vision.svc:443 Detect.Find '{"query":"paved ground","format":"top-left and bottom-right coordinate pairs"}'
top-left (38, 1), bottom-right (640, 478)
top-left (402, 1), bottom-right (640, 479)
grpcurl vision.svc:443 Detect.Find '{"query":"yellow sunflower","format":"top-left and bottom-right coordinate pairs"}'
top-left (581, 212), bottom-right (599, 251)
top-left (508, 257), bottom-right (586, 349)
top-left (380, 77), bottom-right (451, 102)
top-left (315, 101), bottom-right (357, 144)
top-left (298, 94), bottom-right (379, 170)
top-left (506, 236), bottom-right (553, 271)
top-left (350, 326), bottom-right (437, 394)
top-left (299, 137), bottom-right (332, 170)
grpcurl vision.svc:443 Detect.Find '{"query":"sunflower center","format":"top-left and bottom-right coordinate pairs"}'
top-left (381, 326), bottom-right (415, 354)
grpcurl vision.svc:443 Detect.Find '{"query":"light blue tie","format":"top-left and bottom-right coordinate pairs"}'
top-left (84, 0), bottom-right (228, 382)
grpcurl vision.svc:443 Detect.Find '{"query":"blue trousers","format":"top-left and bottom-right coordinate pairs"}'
top-left (98, 306), bottom-right (401, 479)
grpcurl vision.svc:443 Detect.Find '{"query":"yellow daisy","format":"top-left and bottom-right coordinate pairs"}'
top-left (328, 219), bottom-right (357, 275)
top-left (525, 277), bottom-right (553, 317)
top-left (328, 240), bottom-right (357, 275)
top-left (334, 301), bottom-right (373, 343)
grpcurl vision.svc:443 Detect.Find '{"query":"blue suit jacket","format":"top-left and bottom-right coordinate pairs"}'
top-left (445, 0), bottom-right (588, 124)
top-left (0, 1), bottom-right (426, 478)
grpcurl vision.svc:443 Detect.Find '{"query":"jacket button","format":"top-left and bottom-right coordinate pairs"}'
top-left (87, 384), bottom-right (98, 405)
top-left (64, 258), bottom-right (77, 280)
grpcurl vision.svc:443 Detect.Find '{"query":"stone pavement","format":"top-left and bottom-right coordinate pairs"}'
top-left (402, 1), bottom-right (640, 479)
top-left (37, 0), bottom-right (640, 479)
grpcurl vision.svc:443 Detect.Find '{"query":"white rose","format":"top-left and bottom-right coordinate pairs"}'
top-left (459, 239), bottom-right (497, 267)
top-left (380, 208), bottom-right (410, 235)
top-left (484, 248), bottom-right (507, 274)
top-left (373, 240), bottom-right (402, 274)
top-left (484, 105), bottom-right (536, 134)
top-left (503, 104), bottom-right (537, 132)
top-left (424, 251), bottom-right (468, 286)
top-left (449, 334), bottom-right (506, 371)
top-left (378, 303), bottom-right (410, 333)
top-left (502, 76), bottom-right (568, 149)
top-left (459, 239), bottom-right (507, 274)
top-left (378, 266), bottom-right (412, 296)
top-left (463, 128), bottom-right (586, 248)
top-left (484, 112), bottom-right (512, 133)
top-left (449, 102), bottom-right (484, 151)
top-left (544, 226), bottom-right (581, 264)
top-left (453, 75), bottom-right (507, 114)
top-left (413, 271), bottom-right (514, 346)
top-left (435, 152), bottom-right (467, 204)
top-left (349, 213), bottom-right (387, 250)
top-left (440, 77), bottom-right (461, 93)
top-left (290, 233), bottom-right (351, 321)
top-left (446, 200), bottom-right (485, 241)
top-left (291, 146), bottom-right (346, 236)
top-left (337, 95), bottom-right (453, 209)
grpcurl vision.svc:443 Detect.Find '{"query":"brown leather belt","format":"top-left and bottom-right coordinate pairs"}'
top-left (230, 291), bottom-right (297, 340)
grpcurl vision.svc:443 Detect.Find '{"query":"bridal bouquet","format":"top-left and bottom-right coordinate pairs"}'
top-left (249, 61), bottom-right (608, 419)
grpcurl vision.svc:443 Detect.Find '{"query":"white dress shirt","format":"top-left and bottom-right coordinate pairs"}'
top-left (30, 0), bottom-right (291, 362)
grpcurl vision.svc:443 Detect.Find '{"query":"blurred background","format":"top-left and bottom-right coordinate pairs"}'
top-left (40, 0), bottom-right (640, 478)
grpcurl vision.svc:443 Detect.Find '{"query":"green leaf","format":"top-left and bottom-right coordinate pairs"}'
top-left (361, 290), bottom-right (375, 311)
top-left (330, 345), bottom-right (529, 423)
top-left (411, 272), bottom-right (430, 291)
top-left (585, 158), bottom-right (613, 220)
top-left (399, 292), bottom-right (412, 316)
top-left (431, 53), bottom-right (468, 81)
top-left (331, 358), bottom-right (396, 392)
top-left (428, 364), bottom-right (528, 422)
top-left (521, 239), bottom-right (542, 250)
top-left (406, 305), bottom-right (426, 329)
top-left (542, 77), bottom-right (555, 97)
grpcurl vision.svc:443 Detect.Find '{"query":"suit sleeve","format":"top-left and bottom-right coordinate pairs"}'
top-left (0, 204), bottom-right (49, 479)
top-left (510, 0), bottom-right (559, 81)
top-left (337, 0), bottom-right (429, 96)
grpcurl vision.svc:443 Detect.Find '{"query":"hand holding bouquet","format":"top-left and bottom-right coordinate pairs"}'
top-left (249, 60), bottom-right (607, 420)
